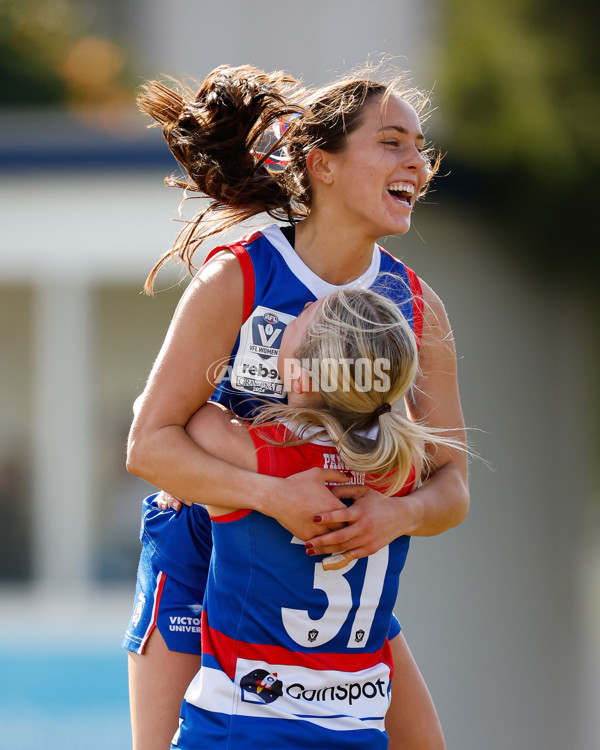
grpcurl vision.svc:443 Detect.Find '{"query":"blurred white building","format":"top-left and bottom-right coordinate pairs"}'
top-left (0, 2), bottom-right (597, 749)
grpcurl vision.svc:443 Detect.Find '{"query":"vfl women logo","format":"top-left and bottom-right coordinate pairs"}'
top-left (250, 311), bottom-right (286, 358)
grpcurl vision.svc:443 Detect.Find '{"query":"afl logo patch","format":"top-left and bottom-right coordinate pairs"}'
top-left (251, 314), bottom-right (286, 357)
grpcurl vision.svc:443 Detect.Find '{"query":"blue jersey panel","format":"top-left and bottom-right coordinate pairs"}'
top-left (206, 511), bottom-right (409, 654)
top-left (209, 225), bottom-right (418, 420)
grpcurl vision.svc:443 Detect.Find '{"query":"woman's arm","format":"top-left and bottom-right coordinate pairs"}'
top-left (303, 279), bottom-right (470, 559)
top-left (152, 400), bottom-right (349, 537)
top-left (127, 252), bottom-right (347, 535)
top-left (178, 403), bottom-right (257, 516)
top-left (127, 251), bottom-right (262, 505)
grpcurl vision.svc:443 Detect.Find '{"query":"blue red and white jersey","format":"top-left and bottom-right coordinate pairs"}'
top-left (208, 223), bottom-right (423, 418)
top-left (142, 223), bottom-right (422, 588)
top-left (171, 423), bottom-right (413, 750)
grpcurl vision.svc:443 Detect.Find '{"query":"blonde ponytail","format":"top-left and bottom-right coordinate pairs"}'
top-left (254, 288), bottom-right (463, 495)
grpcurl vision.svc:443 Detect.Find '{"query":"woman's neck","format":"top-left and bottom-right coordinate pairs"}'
top-left (294, 213), bottom-right (377, 285)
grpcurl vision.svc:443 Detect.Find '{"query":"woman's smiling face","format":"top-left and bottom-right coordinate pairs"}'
top-left (317, 95), bottom-right (430, 240)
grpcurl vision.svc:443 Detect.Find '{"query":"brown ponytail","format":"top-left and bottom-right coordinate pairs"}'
top-left (138, 65), bottom-right (305, 291)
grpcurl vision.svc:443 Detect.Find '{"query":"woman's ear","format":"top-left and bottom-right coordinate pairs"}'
top-left (306, 148), bottom-right (334, 185)
top-left (292, 366), bottom-right (315, 395)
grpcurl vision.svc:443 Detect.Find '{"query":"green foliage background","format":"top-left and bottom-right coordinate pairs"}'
top-left (0, 0), bottom-right (132, 107)
top-left (0, 0), bottom-right (82, 104)
top-left (436, 0), bottom-right (600, 300)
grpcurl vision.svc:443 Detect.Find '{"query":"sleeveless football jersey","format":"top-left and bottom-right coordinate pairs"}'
top-left (171, 423), bottom-right (414, 750)
top-left (141, 224), bottom-right (423, 589)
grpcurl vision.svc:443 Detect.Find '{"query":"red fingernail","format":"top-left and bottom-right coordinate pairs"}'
top-left (305, 542), bottom-right (314, 550)
top-left (306, 548), bottom-right (315, 556)
top-left (313, 515), bottom-right (322, 523)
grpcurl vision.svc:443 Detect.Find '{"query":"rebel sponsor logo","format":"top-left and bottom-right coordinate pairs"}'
top-left (240, 669), bottom-right (283, 704)
top-left (238, 361), bottom-right (280, 381)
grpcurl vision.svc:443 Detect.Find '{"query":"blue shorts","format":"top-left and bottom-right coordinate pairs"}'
top-left (123, 495), bottom-right (402, 655)
top-left (122, 541), bottom-right (205, 655)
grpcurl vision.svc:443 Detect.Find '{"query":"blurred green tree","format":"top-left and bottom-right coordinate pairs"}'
top-left (0, 0), bottom-right (133, 110)
top-left (0, 0), bottom-right (74, 104)
top-left (437, 0), bottom-right (600, 296)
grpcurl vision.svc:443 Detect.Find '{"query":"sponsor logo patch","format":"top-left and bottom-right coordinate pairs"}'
top-left (131, 592), bottom-right (146, 627)
top-left (240, 669), bottom-right (284, 704)
top-left (238, 665), bottom-right (390, 709)
top-left (230, 306), bottom-right (295, 398)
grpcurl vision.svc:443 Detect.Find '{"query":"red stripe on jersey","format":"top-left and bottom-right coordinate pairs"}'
top-left (140, 570), bottom-right (167, 652)
top-left (201, 610), bottom-right (236, 678)
top-left (404, 265), bottom-right (423, 350)
top-left (247, 424), bottom-right (287, 476)
top-left (202, 611), bottom-right (393, 678)
top-left (210, 508), bottom-right (252, 523)
top-left (249, 424), bottom-right (341, 479)
top-left (202, 230), bottom-right (263, 324)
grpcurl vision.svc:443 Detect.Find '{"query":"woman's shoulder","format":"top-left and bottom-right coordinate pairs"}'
top-left (417, 278), bottom-right (451, 334)
top-left (200, 224), bottom-right (283, 284)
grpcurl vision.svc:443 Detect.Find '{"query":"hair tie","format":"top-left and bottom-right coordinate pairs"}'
top-left (371, 402), bottom-right (392, 421)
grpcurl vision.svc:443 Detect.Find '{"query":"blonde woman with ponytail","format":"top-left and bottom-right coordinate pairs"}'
top-left (169, 288), bottom-right (456, 749)
top-left (125, 61), bottom-right (468, 750)
top-left (258, 287), bottom-right (431, 497)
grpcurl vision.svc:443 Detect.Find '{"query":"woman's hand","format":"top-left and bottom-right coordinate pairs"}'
top-left (155, 467), bottom-right (351, 540)
top-left (266, 468), bottom-right (350, 540)
top-left (303, 485), bottom-right (410, 561)
top-left (304, 459), bottom-right (469, 561)
top-left (155, 491), bottom-right (190, 511)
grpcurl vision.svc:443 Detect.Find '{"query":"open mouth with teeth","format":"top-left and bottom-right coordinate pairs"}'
top-left (387, 183), bottom-right (415, 206)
